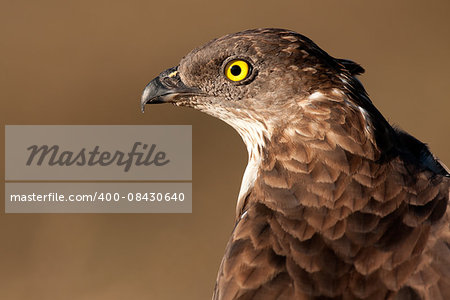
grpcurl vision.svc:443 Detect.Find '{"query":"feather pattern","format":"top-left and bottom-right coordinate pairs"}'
top-left (212, 72), bottom-right (449, 300)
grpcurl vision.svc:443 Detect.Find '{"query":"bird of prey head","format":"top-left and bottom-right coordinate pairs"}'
top-left (142, 28), bottom-right (449, 300)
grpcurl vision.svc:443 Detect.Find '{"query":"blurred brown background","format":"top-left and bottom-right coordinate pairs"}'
top-left (1, 0), bottom-right (449, 299)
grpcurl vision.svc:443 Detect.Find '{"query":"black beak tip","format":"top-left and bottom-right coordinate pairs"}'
top-left (140, 95), bottom-right (165, 113)
top-left (140, 76), bottom-right (173, 113)
top-left (140, 89), bottom-right (150, 113)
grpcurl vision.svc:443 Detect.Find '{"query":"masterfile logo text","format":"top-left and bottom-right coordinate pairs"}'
top-left (26, 142), bottom-right (170, 172)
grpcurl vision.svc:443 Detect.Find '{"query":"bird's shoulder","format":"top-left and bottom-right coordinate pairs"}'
top-left (394, 128), bottom-right (449, 178)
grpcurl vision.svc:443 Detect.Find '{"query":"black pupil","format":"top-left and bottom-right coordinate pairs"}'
top-left (230, 65), bottom-right (242, 76)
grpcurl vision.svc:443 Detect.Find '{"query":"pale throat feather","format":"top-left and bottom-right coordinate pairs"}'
top-left (225, 116), bottom-right (269, 213)
top-left (196, 104), bottom-right (270, 212)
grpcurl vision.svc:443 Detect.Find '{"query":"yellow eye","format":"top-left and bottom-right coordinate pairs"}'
top-left (225, 60), bottom-right (250, 82)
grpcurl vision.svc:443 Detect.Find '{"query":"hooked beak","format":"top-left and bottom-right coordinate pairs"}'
top-left (140, 66), bottom-right (201, 112)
